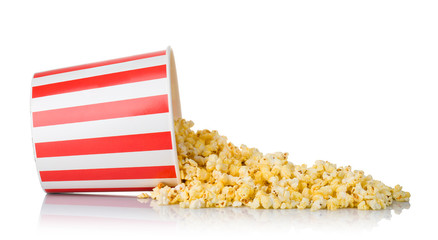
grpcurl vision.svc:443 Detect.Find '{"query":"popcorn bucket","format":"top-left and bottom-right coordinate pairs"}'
top-left (31, 47), bottom-right (182, 193)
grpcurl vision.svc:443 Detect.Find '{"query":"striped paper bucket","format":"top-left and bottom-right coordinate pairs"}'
top-left (31, 47), bottom-right (182, 193)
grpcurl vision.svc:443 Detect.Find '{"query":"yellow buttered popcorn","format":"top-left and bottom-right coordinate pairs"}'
top-left (140, 119), bottom-right (410, 210)
top-left (137, 192), bottom-right (150, 199)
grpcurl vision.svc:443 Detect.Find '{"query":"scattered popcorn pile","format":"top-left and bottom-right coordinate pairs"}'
top-left (138, 119), bottom-right (410, 210)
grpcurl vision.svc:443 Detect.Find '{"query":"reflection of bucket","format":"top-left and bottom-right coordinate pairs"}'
top-left (39, 194), bottom-right (173, 230)
top-left (31, 47), bottom-right (181, 193)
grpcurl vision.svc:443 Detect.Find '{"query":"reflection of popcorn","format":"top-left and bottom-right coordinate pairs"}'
top-left (141, 119), bottom-right (411, 210)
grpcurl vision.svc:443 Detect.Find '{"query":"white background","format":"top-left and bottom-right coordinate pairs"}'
top-left (1, 0), bottom-right (437, 239)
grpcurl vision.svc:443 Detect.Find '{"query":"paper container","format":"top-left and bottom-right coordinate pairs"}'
top-left (31, 47), bottom-right (182, 193)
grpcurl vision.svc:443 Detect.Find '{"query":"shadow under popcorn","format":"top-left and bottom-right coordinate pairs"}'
top-left (39, 194), bottom-right (410, 234)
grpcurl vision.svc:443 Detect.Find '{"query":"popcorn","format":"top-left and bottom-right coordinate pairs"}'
top-left (392, 184), bottom-right (411, 202)
top-left (137, 192), bottom-right (150, 199)
top-left (311, 197), bottom-right (327, 211)
top-left (326, 197), bottom-right (339, 210)
top-left (189, 199), bottom-right (204, 209)
top-left (138, 119), bottom-right (410, 210)
top-left (297, 197), bottom-right (310, 210)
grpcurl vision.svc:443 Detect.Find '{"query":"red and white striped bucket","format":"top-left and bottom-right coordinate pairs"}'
top-left (31, 47), bottom-right (182, 193)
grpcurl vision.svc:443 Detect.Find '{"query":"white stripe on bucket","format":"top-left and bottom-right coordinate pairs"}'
top-left (37, 150), bottom-right (175, 171)
top-left (32, 78), bottom-right (168, 112)
top-left (33, 112), bottom-right (171, 143)
top-left (42, 178), bottom-right (178, 189)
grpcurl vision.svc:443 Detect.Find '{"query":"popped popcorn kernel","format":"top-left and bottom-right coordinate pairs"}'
top-left (297, 197), bottom-right (310, 210)
top-left (137, 192), bottom-right (150, 199)
top-left (139, 119), bottom-right (410, 210)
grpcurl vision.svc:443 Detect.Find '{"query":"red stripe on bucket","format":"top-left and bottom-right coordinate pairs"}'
top-left (32, 65), bottom-right (167, 98)
top-left (35, 131), bottom-right (173, 158)
top-left (34, 50), bottom-right (166, 78)
top-left (40, 165), bottom-right (176, 182)
top-left (32, 94), bottom-right (169, 127)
